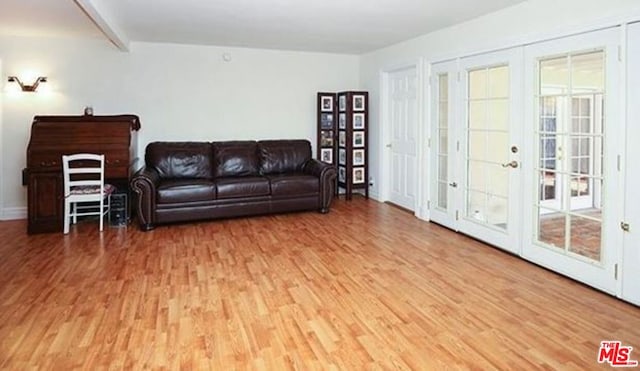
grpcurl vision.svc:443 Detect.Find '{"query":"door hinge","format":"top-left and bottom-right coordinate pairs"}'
top-left (427, 200), bottom-right (431, 209)
top-left (615, 264), bottom-right (619, 280)
top-left (621, 221), bottom-right (630, 232)
top-left (456, 141), bottom-right (460, 152)
top-left (428, 138), bottom-right (431, 148)
top-left (617, 155), bottom-right (621, 172)
top-left (457, 71), bottom-right (461, 82)
top-left (455, 210), bottom-right (459, 220)
top-left (618, 45), bottom-right (622, 62)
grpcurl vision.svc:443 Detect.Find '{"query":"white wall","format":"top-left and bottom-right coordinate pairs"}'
top-left (5, 0), bottom-right (640, 219)
top-left (0, 37), bottom-right (359, 217)
top-left (360, 0), bottom-right (640, 209)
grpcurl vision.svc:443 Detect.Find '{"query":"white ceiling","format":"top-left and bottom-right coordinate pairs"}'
top-left (0, 0), bottom-right (102, 40)
top-left (1, 0), bottom-right (526, 54)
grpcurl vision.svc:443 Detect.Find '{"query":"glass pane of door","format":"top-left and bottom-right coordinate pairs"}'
top-left (437, 74), bottom-right (449, 209)
top-left (430, 60), bottom-right (458, 231)
top-left (535, 50), bottom-right (604, 263)
top-left (466, 65), bottom-right (510, 230)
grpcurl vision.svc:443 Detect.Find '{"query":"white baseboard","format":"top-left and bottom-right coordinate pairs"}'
top-left (358, 190), bottom-right (382, 202)
top-left (365, 194), bottom-right (428, 220)
top-left (338, 188), bottom-right (382, 202)
top-left (416, 205), bottom-right (430, 221)
top-left (1, 207), bottom-right (27, 220)
top-left (367, 190), bottom-right (381, 201)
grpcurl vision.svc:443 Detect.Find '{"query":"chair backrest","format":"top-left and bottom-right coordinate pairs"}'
top-left (62, 153), bottom-right (105, 197)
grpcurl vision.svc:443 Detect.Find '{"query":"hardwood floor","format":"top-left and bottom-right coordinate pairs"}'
top-left (0, 198), bottom-right (638, 369)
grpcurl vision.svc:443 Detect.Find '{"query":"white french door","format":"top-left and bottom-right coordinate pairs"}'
top-left (622, 22), bottom-right (640, 305)
top-left (522, 29), bottom-right (622, 293)
top-left (387, 66), bottom-right (419, 211)
top-left (456, 49), bottom-right (523, 254)
top-left (429, 60), bottom-right (458, 230)
top-left (427, 25), bottom-right (638, 302)
top-left (429, 49), bottom-right (522, 253)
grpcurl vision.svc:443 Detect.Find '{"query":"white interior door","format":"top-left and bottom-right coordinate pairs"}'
top-left (622, 22), bottom-right (640, 305)
top-left (456, 48), bottom-right (523, 254)
top-left (388, 66), bottom-right (418, 210)
top-left (429, 60), bottom-right (458, 229)
top-left (522, 28), bottom-right (621, 294)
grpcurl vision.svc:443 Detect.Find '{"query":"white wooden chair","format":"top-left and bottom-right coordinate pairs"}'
top-left (62, 153), bottom-right (115, 234)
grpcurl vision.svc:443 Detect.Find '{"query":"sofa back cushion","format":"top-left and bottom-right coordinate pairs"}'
top-left (258, 140), bottom-right (311, 175)
top-left (146, 142), bottom-right (213, 179)
top-left (212, 141), bottom-right (259, 177)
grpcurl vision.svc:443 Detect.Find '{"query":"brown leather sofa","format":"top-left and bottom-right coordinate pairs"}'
top-left (130, 140), bottom-right (336, 231)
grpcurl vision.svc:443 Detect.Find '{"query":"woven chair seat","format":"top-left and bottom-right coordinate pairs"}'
top-left (69, 184), bottom-right (116, 196)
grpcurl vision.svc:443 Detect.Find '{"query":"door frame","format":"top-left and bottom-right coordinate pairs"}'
top-left (623, 22), bottom-right (640, 305)
top-left (0, 58), bottom-right (4, 220)
top-left (379, 58), bottom-right (427, 219)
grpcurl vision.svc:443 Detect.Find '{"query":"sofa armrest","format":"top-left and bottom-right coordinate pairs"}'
top-left (130, 166), bottom-right (160, 230)
top-left (303, 159), bottom-right (337, 213)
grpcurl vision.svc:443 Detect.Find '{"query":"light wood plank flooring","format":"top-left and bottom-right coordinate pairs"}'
top-left (0, 198), bottom-right (638, 369)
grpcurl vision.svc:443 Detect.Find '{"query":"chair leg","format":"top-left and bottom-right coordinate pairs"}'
top-left (99, 198), bottom-right (104, 232)
top-left (72, 203), bottom-right (77, 224)
top-left (64, 200), bottom-right (70, 234)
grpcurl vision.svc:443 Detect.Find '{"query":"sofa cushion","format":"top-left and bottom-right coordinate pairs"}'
top-left (157, 179), bottom-right (216, 204)
top-left (216, 176), bottom-right (270, 199)
top-left (212, 141), bottom-right (259, 177)
top-left (258, 140), bottom-right (311, 175)
top-left (268, 174), bottom-right (319, 197)
top-left (146, 142), bottom-right (213, 179)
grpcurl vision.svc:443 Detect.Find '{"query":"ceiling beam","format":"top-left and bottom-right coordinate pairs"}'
top-left (73, 0), bottom-right (130, 52)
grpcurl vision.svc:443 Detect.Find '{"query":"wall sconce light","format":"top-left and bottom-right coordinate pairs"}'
top-left (7, 76), bottom-right (48, 92)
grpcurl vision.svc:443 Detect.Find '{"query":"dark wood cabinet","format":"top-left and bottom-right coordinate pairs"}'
top-left (24, 115), bottom-right (141, 234)
top-left (27, 171), bottom-right (63, 234)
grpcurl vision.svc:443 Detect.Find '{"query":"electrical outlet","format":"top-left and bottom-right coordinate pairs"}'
top-left (368, 177), bottom-right (374, 187)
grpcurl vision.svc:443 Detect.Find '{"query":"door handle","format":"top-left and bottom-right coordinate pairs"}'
top-left (502, 160), bottom-right (518, 168)
top-left (386, 143), bottom-right (392, 148)
top-left (449, 182), bottom-right (458, 188)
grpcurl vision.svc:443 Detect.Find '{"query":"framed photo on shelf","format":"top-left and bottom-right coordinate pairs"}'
top-left (320, 148), bottom-right (333, 164)
top-left (353, 131), bottom-right (365, 147)
top-left (339, 148), bottom-right (346, 165)
top-left (353, 95), bottom-right (365, 111)
top-left (339, 95), bottom-right (346, 112)
top-left (321, 96), bottom-right (333, 112)
top-left (320, 131), bottom-right (333, 147)
top-left (339, 131), bottom-right (346, 147)
top-left (338, 167), bottom-right (346, 183)
top-left (353, 167), bottom-right (365, 184)
top-left (353, 149), bottom-right (365, 166)
top-left (339, 113), bottom-right (346, 129)
top-left (353, 113), bottom-right (365, 129)
top-left (320, 113), bottom-right (334, 129)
